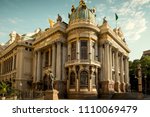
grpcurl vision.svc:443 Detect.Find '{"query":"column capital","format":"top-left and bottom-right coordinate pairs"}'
top-left (124, 56), bottom-right (129, 60)
top-left (114, 47), bottom-right (119, 52)
top-left (56, 41), bottom-right (62, 44)
top-left (104, 40), bottom-right (112, 46)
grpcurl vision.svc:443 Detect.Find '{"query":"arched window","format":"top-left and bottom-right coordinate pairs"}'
top-left (70, 72), bottom-right (75, 85)
top-left (80, 71), bottom-right (88, 86)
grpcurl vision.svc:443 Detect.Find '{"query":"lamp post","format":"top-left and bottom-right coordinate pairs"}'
top-left (136, 64), bottom-right (142, 93)
top-left (144, 75), bottom-right (147, 95)
top-left (144, 64), bottom-right (148, 95)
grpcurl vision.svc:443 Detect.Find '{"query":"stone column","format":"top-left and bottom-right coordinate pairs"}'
top-left (76, 70), bottom-right (79, 92)
top-left (76, 38), bottom-right (80, 60)
top-left (104, 42), bottom-right (110, 81)
top-left (42, 52), bottom-right (45, 68)
top-left (99, 45), bottom-right (103, 81)
top-left (52, 44), bottom-right (56, 76)
top-left (62, 44), bottom-right (66, 80)
top-left (109, 45), bottom-right (112, 81)
top-left (56, 42), bottom-right (61, 80)
top-left (109, 45), bottom-right (114, 92)
top-left (88, 39), bottom-right (92, 61)
top-left (120, 54), bottom-right (125, 92)
top-left (68, 43), bottom-right (71, 61)
top-left (89, 66), bottom-right (93, 91)
top-left (114, 49), bottom-right (120, 92)
top-left (33, 52), bottom-right (37, 82)
top-left (101, 42), bottom-right (110, 93)
top-left (124, 57), bottom-right (130, 92)
top-left (95, 42), bottom-right (98, 61)
top-left (17, 48), bottom-right (23, 80)
top-left (37, 51), bottom-right (41, 82)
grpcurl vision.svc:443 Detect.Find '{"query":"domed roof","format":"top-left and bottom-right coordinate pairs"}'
top-left (69, 0), bottom-right (96, 24)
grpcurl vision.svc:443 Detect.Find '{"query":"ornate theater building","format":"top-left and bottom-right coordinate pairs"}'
top-left (0, 0), bottom-right (130, 99)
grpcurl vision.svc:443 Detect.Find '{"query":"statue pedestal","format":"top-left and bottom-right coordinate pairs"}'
top-left (44, 90), bottom-right (59, 100)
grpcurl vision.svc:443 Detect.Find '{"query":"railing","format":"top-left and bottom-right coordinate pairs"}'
top-left (65, 59), bottom-right (101, 67)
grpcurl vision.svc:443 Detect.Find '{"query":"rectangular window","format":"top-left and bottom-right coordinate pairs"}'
top-left (14, 55), bottom-right (16, 69)
top-left (80, 40), bottom-right (88, 59)
top-left (92, 41), bottom-right (95, 60)
top-left (45, 51), bottom-right (49, 67)
top-left (71, 41), bottom-right (76, 60)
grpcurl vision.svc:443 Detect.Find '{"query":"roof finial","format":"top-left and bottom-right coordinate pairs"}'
top-left (80, 0), bottom-right (85, 5)
top-left (79, 0), bottom-right (86, 9)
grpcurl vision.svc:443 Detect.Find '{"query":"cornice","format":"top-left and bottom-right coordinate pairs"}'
top-left (100, 27), bottom-right (130, 53)
top-left (33, 22), bottom-right (67, 45)
top-left (66, 22), bottom-right (100, 33)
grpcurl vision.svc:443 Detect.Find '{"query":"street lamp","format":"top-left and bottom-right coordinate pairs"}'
top-left (144, 75), bottom-right (147, 95)
top-left (136, 64), bottom-right (142, 93)
top-left (144, 64), bottom-right (148, 95)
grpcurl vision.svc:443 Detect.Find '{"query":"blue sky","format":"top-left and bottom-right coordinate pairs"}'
top-left (0, 0), bottom-right (150, 61)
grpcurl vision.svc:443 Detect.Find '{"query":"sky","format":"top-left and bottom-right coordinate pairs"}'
top-left (0, 0), bottom-right (150, 61)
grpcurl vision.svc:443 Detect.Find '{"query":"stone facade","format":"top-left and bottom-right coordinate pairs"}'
top-left (0, 0), bottom-right (130, 99)
top-left (0, 31), bottom-right (35, 97)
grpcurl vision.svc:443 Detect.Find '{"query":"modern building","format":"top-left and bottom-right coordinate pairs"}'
top-left (0, 0), bottom-right (130, 99)
top-left (142, 50), bottom-right (150, 57)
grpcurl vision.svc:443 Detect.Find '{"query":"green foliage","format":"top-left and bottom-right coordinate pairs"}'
top-left (0, 82), bottom-right (8, 97)
top-left (129, 56), bottom-right (150, 77)
top-left (129, 56), bottom-right (150, 92)
top-left (140, 56), bottom-right (150, 76)
top-left (129, 59), bottom-right (140, 78)
top-left (9, 88), bottom-right (19, 96)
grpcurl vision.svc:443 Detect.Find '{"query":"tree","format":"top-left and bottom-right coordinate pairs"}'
top-left (129, 59), bottom-right (140, 92)
top-left (140, 56), bottom-right (150, 76)
top-left (140, 56), bottom-right (150, 94)
top-left (129, 56), bottom-right (150, 94)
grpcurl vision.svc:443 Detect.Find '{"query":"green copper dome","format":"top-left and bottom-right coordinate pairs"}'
top-left (69, 0), bottom-right (96, 24)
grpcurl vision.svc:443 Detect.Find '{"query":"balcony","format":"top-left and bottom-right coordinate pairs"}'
top-left (65, 59), bottom-right (101, 67)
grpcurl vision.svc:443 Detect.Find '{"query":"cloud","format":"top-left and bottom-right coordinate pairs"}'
top-left (95, 0), bottom-right (148, 42)
top-left (85, 0), bottom-right (92, 4)
top-left (131, 0), bottom-right (150, 6)
top-left (107, 0), bottom-right (114, 3)
top-left (8, 19), bottom-right (17, 24)
top-left (124, 21), bottom-right (135, 31)
top-left (0, 32), bottom-right (5, 36)
top-left (122, 11), bottom-right (147, 40)
top-left (96, 4), bottom-right (105, 13)
top-left (8, 17), bottom-right (23, 24)
top-left (118, 1), bottom-right (148, 41)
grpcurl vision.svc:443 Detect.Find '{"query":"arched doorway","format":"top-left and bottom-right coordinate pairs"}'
top-left (80, 71), bottom-right (88, 87)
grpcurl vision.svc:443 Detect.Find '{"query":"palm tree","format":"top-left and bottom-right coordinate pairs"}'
top-left (0, 82), bottom-right (8, 97)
